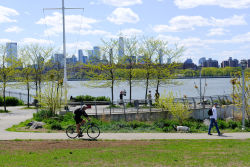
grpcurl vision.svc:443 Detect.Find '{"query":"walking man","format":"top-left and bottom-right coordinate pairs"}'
top-left (208, 103), bottom-right (222, 136)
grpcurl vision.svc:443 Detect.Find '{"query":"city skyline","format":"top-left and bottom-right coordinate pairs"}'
top-left (0, 0), bottom-right (250, 64)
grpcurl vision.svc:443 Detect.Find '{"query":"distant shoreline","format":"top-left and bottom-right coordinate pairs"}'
top-left (67, 76), bottom-right (232, 81)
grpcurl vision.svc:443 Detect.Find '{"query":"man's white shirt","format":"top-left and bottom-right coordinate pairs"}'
top-left (210, 107), bottom-right (217, 120)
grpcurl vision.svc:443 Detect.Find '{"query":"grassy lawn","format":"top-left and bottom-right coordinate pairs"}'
top-left (0, 139), bottom-right (249, 167)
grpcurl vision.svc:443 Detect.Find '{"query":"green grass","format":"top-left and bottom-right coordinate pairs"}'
top-left (0, 109), bottom-right (10, 113)
top-left (0, 139), bottom-right (249, 167)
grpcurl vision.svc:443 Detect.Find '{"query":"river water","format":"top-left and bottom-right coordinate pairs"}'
top-left (6, 78), bottom-right (233, 100)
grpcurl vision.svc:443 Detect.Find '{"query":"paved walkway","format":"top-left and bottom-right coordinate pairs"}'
top-left (0, 106), bottom-right (250, 140)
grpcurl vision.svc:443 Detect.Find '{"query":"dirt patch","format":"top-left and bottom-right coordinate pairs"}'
top-left (0, 140), bottom-right (158, 151)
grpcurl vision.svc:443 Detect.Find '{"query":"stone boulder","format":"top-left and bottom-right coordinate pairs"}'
top-left (203, 119), bottom-right (210, 126)
top-left (29, 121), bottom-right (45, 129)
top-left (176, 126), bottom-right (190, 132)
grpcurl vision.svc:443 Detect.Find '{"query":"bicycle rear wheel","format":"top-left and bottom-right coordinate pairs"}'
top-left (87, 125), bottom-right (100, 139)
top-left (66, 125), bottom-right (78, 139)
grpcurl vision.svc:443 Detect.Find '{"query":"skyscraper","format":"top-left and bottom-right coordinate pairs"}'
top-left (199, 57), bottom-right (206, 66)
top-left (118, 37), bottom-right (124, 62)
top-left (78, 49), bottom-right (83, 63)
top-left (52, 53), bottom-right (64, 68)
top-left (159, 49), bottom-right (163, 64)
top-left (6, 42), bottom-right (17, 67)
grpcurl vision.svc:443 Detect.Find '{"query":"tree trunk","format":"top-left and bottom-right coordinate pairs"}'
top-left (3, 83), bottom-right (6, 112)
top-left (27, 83), bottom-right (30, 108)
top-left (129, 71), bottom-right (132, 104)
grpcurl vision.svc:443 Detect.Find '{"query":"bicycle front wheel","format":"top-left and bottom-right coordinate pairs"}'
top-left (66, 125), bottom-right (78, 139)
top-left (87, 125), bottom-right (100, 139)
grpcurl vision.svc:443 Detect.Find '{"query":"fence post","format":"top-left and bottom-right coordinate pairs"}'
top-left (95, 101), bottom-right (97, 118)
top-left (123, 101), bottom-right (126, 121)
top-left (19, 93), bottom-right (22, 101)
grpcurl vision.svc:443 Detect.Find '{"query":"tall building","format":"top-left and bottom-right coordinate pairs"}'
top-left (78, 49), bottom-right (83, 63)
top-left (202, 58), bottom-right (218, 68)
top-left (6, 42), bottom-right (17, 67)
top-left (52, 53), bottom-right (64, 68)
top-left (198, 57), bottom-right (206, 66)
top-left (221, 57), bottom-right (239, 68)
top-left (78, 49), bottom-right (88, 64)
top-left (159, 49), bottom-right (163, 64)
top-left (93, 46), bottom-right (101, 60)
top-left (66, 55), bottom-right (77, 65)
top-left (183, 58), bottom-right (197, 69)
top-left (118, 37), bottom-right (124, 62)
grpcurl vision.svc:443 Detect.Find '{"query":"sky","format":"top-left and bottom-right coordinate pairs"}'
top-left (0, 0), bottom-right (250, 64)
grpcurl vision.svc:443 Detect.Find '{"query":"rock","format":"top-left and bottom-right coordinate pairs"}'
top-left (176, 126), bottom-right (190, 132)
top-left (30, 121), bottom-right (45, 129)
top-left (203, 119), bottom-right (210, 126)
top-left (226, 117), bottom-right (233, 122)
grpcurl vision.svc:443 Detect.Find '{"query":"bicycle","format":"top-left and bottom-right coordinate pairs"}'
top-left (66, 121), bottom-right (100, 139)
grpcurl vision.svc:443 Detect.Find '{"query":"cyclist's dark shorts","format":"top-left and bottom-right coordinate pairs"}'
top-left (74, 116), bottom-right (83, 124)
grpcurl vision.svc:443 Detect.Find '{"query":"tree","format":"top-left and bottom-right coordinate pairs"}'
top-left (18, 47), bottom-right (36, 107)
top-left (231, 71), bottom-right (250, 120)
top-left (0, 45), bottom-right (21, 111)
top-left (139, 37), bottom-right (158, 101)
top-left (120, 36), bottom-right (139, 103)
top-left (84, 38), bottom-right (119, 104)
top-left (20, 44), bottom-right (53, 98)
top-left (154, 41), bottom-right (184, 94)
top-left (158, 91), bottom-right (191, 125)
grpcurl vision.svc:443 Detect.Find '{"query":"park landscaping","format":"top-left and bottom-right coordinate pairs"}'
top-left (0, 139), bottom-right (249, 167)
top-left (7, 110), bottom-right (250, 133)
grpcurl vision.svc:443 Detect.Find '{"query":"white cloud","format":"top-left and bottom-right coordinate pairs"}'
top-left (21, 38), bottom-right (54, 45)
top-left (0, 38), bottom-right (12, 44)
top-left (107, 8), bottom-right (140, 24)
top-left (158, 32), bottom-right (250, 48)
top-left (0, 5), bottom-right (19, 23)
top-left (119, 28), bottom-right (143, 37)
top-left (36, 12), bottom-right (100, 36)
top-left (65, 41), bottom-right (93, 55)
top-left (5, 26), bottom-right (23, 33)
top-left (102, 0), bottom-right (142, 7)
top-left (174, 0), bottom-right (250, 9)
top-left (207, 28), bottom-right (228, 36)
top-left (79, 29), bottom-right (111, 36)
top-left (153, 15), bottom-right (246, 32)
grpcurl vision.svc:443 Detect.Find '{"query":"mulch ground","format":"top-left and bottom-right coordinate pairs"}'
top-left (0, 140), bottom-right (157, 151)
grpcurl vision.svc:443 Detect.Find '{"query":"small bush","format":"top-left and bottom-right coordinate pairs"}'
top-left (0, 96), bottom-right (24, 106)
top-left (50, 122), bottom-right (62, 130)
top-left (218, 120), bottom-right (229, 129)
top-left (95, 96), bottom-right (110, 101)
top-left (0, 96), bottom-right (3, 105)
top-left (75, 95), bottom-right (95, 102)
top-left (33, 110), bottom-right (54, 121)
top-left (75, 95), bottom-right (110, 102)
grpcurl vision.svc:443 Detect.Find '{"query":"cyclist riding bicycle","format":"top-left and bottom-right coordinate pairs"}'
top-left (74, 105), bottom-right (91, 137)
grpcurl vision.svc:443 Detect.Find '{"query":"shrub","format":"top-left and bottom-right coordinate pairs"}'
top-left (33, 110), bottom-right (54, 121)
top-left (227, 120), bottom-right (240, 129)
top-left (50, 122), bottom-right (62, 130)
top-left (0, 96), bottom-right (3, 105)
top-left (75, 95), bottom-right (110, 102)
top-left (218, 120), bottom-right (229, 129)
top-left (0, 96), bottom-right (24, 106)
top-left (95, 96), bottom-right (110, 101)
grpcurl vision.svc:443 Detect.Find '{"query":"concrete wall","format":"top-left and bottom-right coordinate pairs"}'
top-left (93, 105), bottom-right (240, 121)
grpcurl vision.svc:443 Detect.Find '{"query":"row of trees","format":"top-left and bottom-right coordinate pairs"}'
top-left (0, 37), bottom-right (184, 112)
top-left (81, 37), bottom-right (185, 104)
top-left (0, 44), bottom-right (60, 112)
top-left (181, 67), bottom-right (249, 77)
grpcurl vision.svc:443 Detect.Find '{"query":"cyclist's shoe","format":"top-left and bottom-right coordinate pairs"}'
top-left (78, 133), bottom-right (83, 137)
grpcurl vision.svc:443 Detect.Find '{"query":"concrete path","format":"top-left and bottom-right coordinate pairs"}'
top-left (1, 106), bottom-right (250, 140)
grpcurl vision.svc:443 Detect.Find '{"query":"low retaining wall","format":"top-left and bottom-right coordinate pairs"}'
top-left (93, 105), bottom-right (240, 121)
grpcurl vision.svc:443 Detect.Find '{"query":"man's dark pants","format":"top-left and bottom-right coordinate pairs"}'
top-left (208, 118), bottom-right (220, 134)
